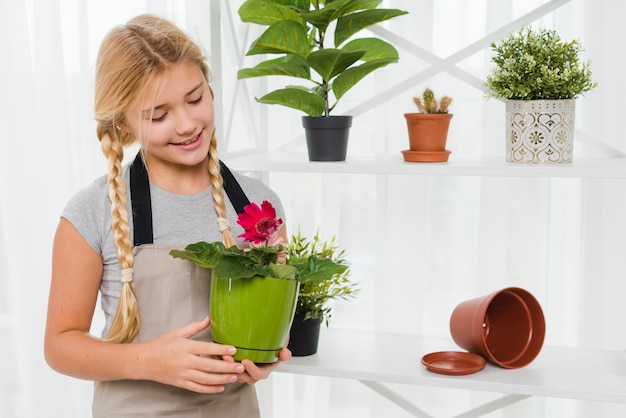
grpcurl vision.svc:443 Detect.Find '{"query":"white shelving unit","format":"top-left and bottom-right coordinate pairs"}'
top-left (212, 0), bottom-right (625, 414)
top-left (228, 153), bottom-right (626, 417)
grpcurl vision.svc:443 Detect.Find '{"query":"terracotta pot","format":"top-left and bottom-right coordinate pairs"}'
top-left (403, 113), bottom-right (452, 162)
top-left (404, 113), bottom-right (453, 151)
top-left (449, 287), bottom-right (545, 369)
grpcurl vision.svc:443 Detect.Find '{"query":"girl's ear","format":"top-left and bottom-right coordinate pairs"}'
top-left (116, 121), bottom-right (129, 133)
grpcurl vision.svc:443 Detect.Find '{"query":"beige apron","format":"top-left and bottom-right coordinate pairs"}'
top-left (93, 154), bottom-right (259, 417)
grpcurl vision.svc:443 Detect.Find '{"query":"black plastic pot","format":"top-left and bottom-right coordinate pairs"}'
top-left (287, 315), bottom-right (323, 356)
top-left (302, 116), bottom-right (352, 161)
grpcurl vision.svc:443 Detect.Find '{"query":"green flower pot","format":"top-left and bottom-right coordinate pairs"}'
top-left (210, 275), bottom-right (299, 363)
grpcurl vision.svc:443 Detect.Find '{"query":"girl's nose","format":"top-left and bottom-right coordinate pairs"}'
top-left (174, 110), bottom-right (195, 135)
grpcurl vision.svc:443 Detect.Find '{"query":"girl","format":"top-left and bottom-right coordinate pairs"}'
top-left (44, 14), bottom-right (289, 417)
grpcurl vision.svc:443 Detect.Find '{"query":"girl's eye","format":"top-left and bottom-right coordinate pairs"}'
top-left (151, 113), bottom-right (166, 122)
top-left (190, 94), bottom-right (203, 105)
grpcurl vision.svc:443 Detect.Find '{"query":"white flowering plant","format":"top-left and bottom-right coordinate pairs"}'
top-left (485, 26), bottom-right (597, 100)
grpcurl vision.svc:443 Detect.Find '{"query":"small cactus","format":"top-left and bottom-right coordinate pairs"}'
top-left (412, 88), bottom-right (452, 114)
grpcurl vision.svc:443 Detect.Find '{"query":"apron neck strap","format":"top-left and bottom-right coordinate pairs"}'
top-left (129, 152), bottom-right (250, 247)
top-left (130, 153), bottom-right (153, 247)
top-left (219, 160), bottom-right (250, 214)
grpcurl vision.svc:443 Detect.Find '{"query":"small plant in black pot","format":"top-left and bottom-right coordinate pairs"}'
top-left (287, 230), bottom-right (359, 356)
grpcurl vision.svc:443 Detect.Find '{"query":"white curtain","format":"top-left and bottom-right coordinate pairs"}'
top-left (2, 0), bottom-right (626, 417)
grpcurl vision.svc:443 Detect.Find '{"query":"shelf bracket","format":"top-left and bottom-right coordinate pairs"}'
top-left (450, 394), bottom-right (530, 418)
top-left (359, 380), bottom-right (434, 418)
top-left (360, 380), bottom-right (530, 418)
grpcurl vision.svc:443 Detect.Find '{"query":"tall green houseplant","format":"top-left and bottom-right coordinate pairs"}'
top-left (237, 0), bottom-right (408, 117)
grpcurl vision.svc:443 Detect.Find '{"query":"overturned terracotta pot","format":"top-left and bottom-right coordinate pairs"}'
top-left (449, 287), bottom-right (545, 369)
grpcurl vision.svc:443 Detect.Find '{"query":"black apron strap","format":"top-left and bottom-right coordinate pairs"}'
top-left (129, 152), bottom-right (250, 246)
top-left (130, 153), bottom-right (153, 247)
top-left (219, 160), bottom-right (251, 214)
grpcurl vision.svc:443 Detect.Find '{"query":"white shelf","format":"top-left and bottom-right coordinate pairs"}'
top-left (225, 152), bottom-right (626, 178)
top-left (237, 154), bottom-right (626, 410)
top-left (277, 328), bottom-right (626, 404)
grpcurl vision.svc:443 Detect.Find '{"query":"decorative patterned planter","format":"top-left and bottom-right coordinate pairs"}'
top-left (506, 99), bottom-right (575, 163)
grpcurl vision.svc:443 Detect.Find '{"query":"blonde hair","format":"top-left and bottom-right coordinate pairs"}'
top-left (95, 14), bottom-right (235, 343)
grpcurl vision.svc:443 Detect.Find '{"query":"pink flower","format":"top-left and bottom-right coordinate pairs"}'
top-left (237, 200), bottom-right (283, 244)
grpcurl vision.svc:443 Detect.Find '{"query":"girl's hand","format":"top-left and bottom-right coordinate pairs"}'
top-left (223, 346), bottom-right (292, 384)
top-left (140, 316), bottom-right (245, 393)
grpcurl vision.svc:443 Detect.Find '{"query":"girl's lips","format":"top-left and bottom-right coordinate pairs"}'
top-left (171, 131), bottom-right (203, 151)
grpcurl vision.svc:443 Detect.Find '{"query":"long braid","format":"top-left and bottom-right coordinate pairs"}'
top-left (93, 14), bottom-right (216, 342)
top-left (208, 129), bottom-right (236, 248)
top-left (100, 128), bottom-right (140, 343)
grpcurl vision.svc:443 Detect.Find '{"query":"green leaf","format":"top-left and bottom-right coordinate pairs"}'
top-left (302, 0), bottom-right (348, 31)
top-left (335, 9), bottom-right (409, 47)
top-left (170, 241), bottom-right (227, 269)
top-left (332, 58), bottom-right (396, 100)
top-left (294, 255), bottom-right (349, 284)
top-left (268, 263), bottom-right (298, 279)
top-left (342, 37), bottom-right (399, 62)
top-left (278, 0), bottom-right (310, 11)
top-left (246, 20), bottom-right (310, 57)
top-left (302, 0), bottom-right (384, 31)
top-left (341, 0), bottom-right (383, 13)
top-left (288, 255), bottom-right (347, 284)
top-left (213, 257), bottom-right (268, 279)
top-left (306, 48), bottom-right (364, 82)
top-left (238, 0), bottom-right (303, 25)
top-left (238, 56), bottom-right (310, 80)
top-left (256, 87), bottom-right (326, 117)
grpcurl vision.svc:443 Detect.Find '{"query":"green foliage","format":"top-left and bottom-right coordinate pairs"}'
top-left (238, 0), bottom-right (408, 116)
top-left (170, 241), bottom-right (297, 280)
top-left (412, 88), bottom-right (452, 114)
top-left (287, 230), bottom-right (359, 325)
top-left (485, 26), bottom-right (597, 100)
top-left (169, 233), bottom-right (349, 286)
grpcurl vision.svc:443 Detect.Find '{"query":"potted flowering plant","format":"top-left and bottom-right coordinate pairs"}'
top-left (170, 201), bottom-right (347, 362)
top-left (485, 26), bottom-right (597, 163)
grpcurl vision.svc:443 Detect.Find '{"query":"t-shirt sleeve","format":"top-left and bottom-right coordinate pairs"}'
top-left (61, 176), bottom-right (110, 255)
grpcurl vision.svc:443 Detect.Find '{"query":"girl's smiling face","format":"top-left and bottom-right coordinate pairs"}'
top-left (125, 62), bottom-right (214, 177)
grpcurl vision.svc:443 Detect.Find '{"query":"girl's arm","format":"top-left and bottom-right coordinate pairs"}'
top-left (44, 218), bottom-right (244, 393)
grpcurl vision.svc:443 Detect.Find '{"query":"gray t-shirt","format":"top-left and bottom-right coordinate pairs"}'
top-left (62, 162), bottom-right (285, 336)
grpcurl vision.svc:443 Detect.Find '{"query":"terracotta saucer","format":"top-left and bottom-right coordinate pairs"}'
top-left (421, 351), bottom-right (486, 376)
top-left (401, 149), bottom-right (451, 162)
